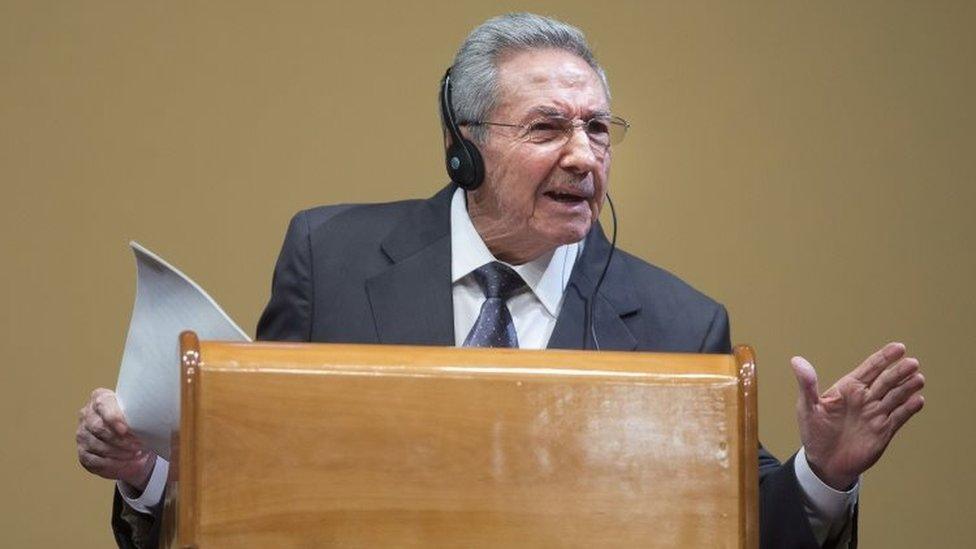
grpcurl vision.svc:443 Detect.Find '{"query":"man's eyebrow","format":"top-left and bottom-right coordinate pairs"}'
top-left (525, 105), bottom-right (564, 118)
top-left (523, 105), bottom-right (612, 119)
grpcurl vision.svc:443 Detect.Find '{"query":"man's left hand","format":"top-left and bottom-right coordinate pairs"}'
top-left (791, 342), bottom-right (925, 490)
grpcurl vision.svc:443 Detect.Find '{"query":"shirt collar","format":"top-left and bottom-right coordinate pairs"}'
top-left (450, 186), bottom-right (580, 317)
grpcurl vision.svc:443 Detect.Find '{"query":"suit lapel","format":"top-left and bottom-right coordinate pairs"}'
top-left (547, 223), bottom-right (641, 351)
top-left (364, 185), bottom-right (640, 351)
top-left (547, 284), bottom-right (637, 351)
top-left (365, 185), bottom-right (456, 346)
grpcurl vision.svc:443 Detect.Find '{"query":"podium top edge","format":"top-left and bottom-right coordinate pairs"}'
top-left (191, 340), bottom-right (744, 378)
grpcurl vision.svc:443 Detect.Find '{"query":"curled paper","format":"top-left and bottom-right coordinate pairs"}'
top-left (115, 241), bottom-right (250, 459)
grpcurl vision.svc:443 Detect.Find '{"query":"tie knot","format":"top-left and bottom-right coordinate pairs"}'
top-left (472, 261), bottom-right (525, 300)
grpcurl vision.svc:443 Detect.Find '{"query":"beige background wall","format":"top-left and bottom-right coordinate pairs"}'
top-left (2, 1), bottom-right (973, 546)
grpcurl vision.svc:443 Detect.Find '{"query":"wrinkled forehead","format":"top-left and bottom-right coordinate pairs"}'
top-left (494, 49), bottom-right (610, 121)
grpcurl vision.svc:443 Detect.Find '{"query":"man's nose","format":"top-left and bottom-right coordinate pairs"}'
top-left (559, 126), bottom-right (602, 174)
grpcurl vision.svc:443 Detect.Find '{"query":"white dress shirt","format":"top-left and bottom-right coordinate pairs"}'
top-left (450, 187), bottom-right (580, 348)
top-left (123, 187), bottom-right (858, 546)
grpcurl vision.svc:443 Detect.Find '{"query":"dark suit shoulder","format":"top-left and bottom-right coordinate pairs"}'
top-left (616, 249), bottom-right (721, 310)
top-left (298, 197), bottom-right (426, 238)
top-left (296, 198), bottom-right (431, 269)
top-left (611, 250), bottom-right (731, 353)
top-left (257, 198), bottom-right (426, 342)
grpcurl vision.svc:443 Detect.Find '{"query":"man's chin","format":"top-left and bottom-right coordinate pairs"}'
top-left (547, 221), bottom-right (591, 246)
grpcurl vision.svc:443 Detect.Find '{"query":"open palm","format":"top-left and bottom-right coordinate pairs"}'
top-left (791, 342), bottom-right (925, 490)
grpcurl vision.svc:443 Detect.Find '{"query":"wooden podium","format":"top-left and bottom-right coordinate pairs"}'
top-left (163, 331), bottom-right (758, 548)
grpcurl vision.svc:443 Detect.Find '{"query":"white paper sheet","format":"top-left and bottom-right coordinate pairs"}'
top-left (115, 241), bottom-right (250, 459)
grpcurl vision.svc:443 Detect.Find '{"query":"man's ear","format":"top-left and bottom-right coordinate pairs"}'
top-left (444, 125), bottom-right (479, 149)
top-left (462, 124), bottom-right (482, 144)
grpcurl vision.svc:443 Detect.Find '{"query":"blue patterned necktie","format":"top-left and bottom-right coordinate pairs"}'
top-left (462, 262), bottom-right (526, 348)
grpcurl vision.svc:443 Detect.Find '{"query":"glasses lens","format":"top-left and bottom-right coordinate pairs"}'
top-left (585, 118), bottom-right (612, 147)
top-left (520, 115), bottom-right (629, 150)
top-left (608, 116), bottom-right (629, 146)
top-left (524, 118), bottom-right (568, 143)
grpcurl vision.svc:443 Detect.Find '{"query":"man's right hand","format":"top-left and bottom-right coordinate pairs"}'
top-left (76, 388), bottom-right (157, 493)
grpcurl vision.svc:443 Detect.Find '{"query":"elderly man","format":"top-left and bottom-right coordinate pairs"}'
top-left (78, 13), bottom-right (924, 548)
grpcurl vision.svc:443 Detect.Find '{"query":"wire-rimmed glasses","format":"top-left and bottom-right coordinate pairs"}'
top-left (461, 115), bottom-right (630, 152)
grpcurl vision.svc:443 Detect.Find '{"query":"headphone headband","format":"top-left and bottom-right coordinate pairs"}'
top-left (440, 68), bottom-right (484, 190)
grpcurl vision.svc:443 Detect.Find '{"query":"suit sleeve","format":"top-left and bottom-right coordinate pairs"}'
top-left (256, 210), bottom-right (315, 342)
top-left (699, 304), bottom-right (733, 354)
top-left (111, 488), bottom-right (160, 549)
top-left (700, 304), bottom-right (835, 548)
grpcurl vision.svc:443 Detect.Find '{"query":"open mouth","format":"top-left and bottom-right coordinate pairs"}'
top-left (544, 191), bottom-right (588, 204)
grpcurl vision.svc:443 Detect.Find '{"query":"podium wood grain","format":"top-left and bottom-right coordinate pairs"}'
top-left (167, 332), bottom-right (758, 548)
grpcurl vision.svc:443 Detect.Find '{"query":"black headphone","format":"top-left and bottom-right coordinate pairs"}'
top-left (440, 68), bottom-right (485, 190)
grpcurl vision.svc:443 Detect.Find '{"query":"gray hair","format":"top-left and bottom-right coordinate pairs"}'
top-left (447, 13), bottom-right (610, 143)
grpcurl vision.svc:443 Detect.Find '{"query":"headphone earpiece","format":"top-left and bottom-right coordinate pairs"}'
top-left (440, 69), bottom-right (485, 191)
top-left (445, 138), bottom-right (484, 190)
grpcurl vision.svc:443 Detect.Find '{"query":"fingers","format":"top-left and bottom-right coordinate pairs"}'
top-left (75, 428), bottom-right (140, 460)
top-left (77, 388), bottom-right (159, 487)
top-left (81, 389), bottom-right (137, 445)
top-left (866, 356), bottom-right (920, 402)
top-left (77, 450), bottom-right (118, 476)
top-left (888, 393), bottom-right (925, 435)
top-left (90, 388), bottom-right (129, 437)
top-left (879, 372), bottom-right (925, 415)
top-left (82, 405), bottom-right (137, 448)
top-left (790, 356), bottom-right (821, 410)
top-left (850, 342), bottom-right (906, 385)
top-left (77, 448), bottom-right (144, 479)
top-left (77, 388), bottom-right (143, 476)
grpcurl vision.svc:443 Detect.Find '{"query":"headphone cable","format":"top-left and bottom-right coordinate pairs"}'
top-left (585, 192), bottom-right (618, 351)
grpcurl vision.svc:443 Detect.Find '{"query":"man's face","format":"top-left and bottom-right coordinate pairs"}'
top-left (467, 48), bottom-right (612, 259)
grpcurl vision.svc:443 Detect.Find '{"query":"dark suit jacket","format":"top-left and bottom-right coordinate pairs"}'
top-left (113, 183), bottom-right (844, 548)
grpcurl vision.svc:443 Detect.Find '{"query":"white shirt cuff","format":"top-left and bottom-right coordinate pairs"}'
top-left (117, 456), bottom-right (169, 514)
top-left (795, 447), bottom-right (858, 546)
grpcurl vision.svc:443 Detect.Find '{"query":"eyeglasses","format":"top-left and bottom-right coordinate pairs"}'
top-left (461, 115), bottom-right (630, 151)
